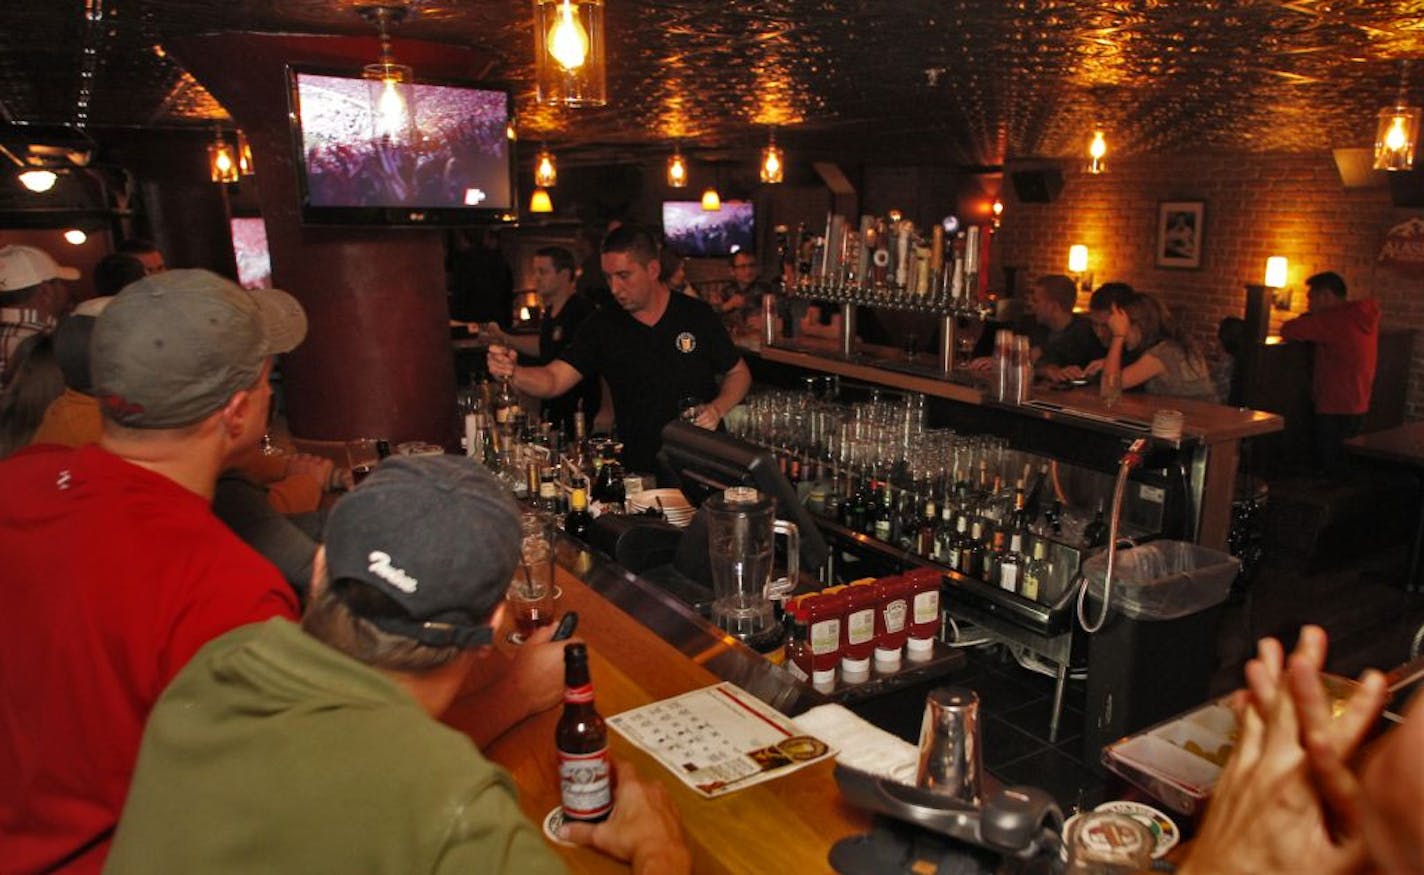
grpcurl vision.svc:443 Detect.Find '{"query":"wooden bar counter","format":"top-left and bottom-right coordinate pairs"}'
top-left (442, 543), bottom-right (870, 874)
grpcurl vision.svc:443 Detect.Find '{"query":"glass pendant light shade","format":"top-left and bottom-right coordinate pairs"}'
top-left (18, 169), bottom-right (57, 193)
top-left (1087, 129), bottom-right (1107, 174)
top-left (1374, 105), bottom-right (1421, 171)
top-left (760, 128), bottom-right (784, 184)
top-left (236, 130), bottom-right (255, 176)
top-left (534, 147), bottom-right (557, 187)
top-left (534, 0), bottom-right (607, 107)
top-left (209, 131), bottom-right (240, 184)
top-left (360, 5), bottom-right (417, 145)
top-left (667, 148), bottom-right (688, 188)
top-left (700, 187), bottom-right (721, 211)
top-left (530, 187), bottom-right (554, 213)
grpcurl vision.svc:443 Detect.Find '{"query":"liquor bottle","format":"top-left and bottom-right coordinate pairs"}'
top-left (1022, 539), bottom-right (1052, 602)
top-left (984, 527), bottom-right (1007, 585)
top-left (1023, 462), bottom-right (1049, 528)
top-left (557, 643), bottom-right (613, 823)
top-left (871, 481), bottom-right (894, 543)
top-left (915, 495), bottom-right (938, 557)
top-left (1083, 498), bottom-right (1109, 549)
top-left (1044, 498), bottom-right (1064, 537)
top-left (592, 453), bottom-right (626, 516)
top-left (494, 374), bottom-right (521, 429)
top-left (962, 519), bottom-right (987, 580)
top-left (933, 503), bottom-right (957, 564)
top-left (539, 465), bottom-right (564, 515)
top-left (564, 476), bottom-right (593, 540)
top-left (998, 531), bottom-right (1024, 594)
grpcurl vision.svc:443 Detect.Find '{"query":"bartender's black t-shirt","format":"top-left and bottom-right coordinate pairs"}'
top-left (559, 293), bottom-right (741, 473)
top-left (539, 293), bottom-right (600, 434)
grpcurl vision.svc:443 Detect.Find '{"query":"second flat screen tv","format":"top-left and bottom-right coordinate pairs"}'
top-left (288, 67), bottom-right (516, 226)
top-left (662, 201), bottom-right (755, 258)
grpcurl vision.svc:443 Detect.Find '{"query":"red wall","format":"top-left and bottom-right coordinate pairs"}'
top-left (991, 153), bottom-right (1424, 416)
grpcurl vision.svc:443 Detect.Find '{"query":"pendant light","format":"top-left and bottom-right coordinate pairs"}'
top-left (1087, 128), bottom-right (1107, 174)
top-left (358, 5), bottom-right (417, 145)
top-left (760, 128), bottom-right (784, 184)
top-left (208, 128), bottom-right (239, 184)
top-left (666, 146), bottom-right (688, 188)
top-left (533, 0), bottom-right (607, 107)
top-left (534, 146), bottom-right (557, 188)
top-left (1375, 61), bottom-right (1421, 171)
top-left (530, 187), bottom-right (554, 213)
top-left (236, 130), bottom-right (255, 176)
top-left (700, 187), bottom-right (721, 211)
top-left (18, 169), bottom-right (57, 193)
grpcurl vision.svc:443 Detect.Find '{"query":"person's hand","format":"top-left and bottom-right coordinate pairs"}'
top-left (966, 356), bottom-right (993, 373)
top-left (487, 344), bottom-right (517, 380)
top-left (1083, 359), bottom-right (1105, 377)
top-left (692, 403), bottom-right (722, 431)
top-left (502, 622), bottom-right (578, 718)
top-left (1058, 364), bottom-right (1086, 380)
top-left (560, 759), bottom-right (690, 875)
top-left (286, 452), bottom-right (336, 492)
top-left (1179, 636), bottom-right (1370, 875)
top-left (1106, 303), bottom-right (1130, 340)
top-left (1038, 364), bottom-right (1067, 383)
top-left (482, 322), bottom-right (506, 344)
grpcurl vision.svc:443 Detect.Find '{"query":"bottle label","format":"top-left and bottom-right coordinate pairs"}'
top-left (809, 618), bottom-right (841, 655)
top-left (1021, 571), bottom-right (1041, 601)
top-left (539, 481), bottom-right (558, 500)
top-left (913, 590), bottom-right (939, 625)
top-left (785, 659), bottom-right (810, 682)
top-left (1000, 564), bottom-right (1019, 593)
top-left (558, 747), bottom-right (613, 821)
top-left (564, 683), bottom-right (595, 704)
top-left (881, 599), bottom-right (907, 634)
top-left (873, 519), bottom-right (891, 541)
top-left (570, 487), bottom-right (588, 511)
top-left (847, 608), bottom-right (875, 645)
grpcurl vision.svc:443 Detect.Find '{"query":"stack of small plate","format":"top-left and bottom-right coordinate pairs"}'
top-left (627, 488), bottom-right (695, 527)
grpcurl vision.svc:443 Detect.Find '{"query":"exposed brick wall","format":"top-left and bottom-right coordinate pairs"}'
top-left (992, 153), bottom-right (1424, 418)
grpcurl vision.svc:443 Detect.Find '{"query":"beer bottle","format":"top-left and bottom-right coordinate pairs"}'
top-left (564, 476), bottom-right (593, 540)
top-left (557, 643), bottom-right (613, 823)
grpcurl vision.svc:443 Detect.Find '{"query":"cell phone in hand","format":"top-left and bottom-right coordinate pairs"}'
top-left (551, 612), bottom-right (579, 641)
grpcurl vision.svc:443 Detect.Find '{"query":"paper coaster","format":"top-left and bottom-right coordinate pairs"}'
top-left (542, 807), bottom-right (577, 848)
top-left (1094, 800), bottom-right (1179, 858)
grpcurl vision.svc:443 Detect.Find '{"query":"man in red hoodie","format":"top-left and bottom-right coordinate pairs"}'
top-left (1280, 271), bottom-right (1380, 471)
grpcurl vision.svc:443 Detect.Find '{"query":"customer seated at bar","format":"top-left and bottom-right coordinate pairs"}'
top-left (969, 274), bottom-right (1104, 379)
top-left (1076, 291), bottom-right (1217, 401)
top-left (0, 269), bottom-right (301, 873)
top-left (106, 456), bottom-right (690, 875)
top-left (1178, 625), bottom-right (1421, 875)
top-left (488, 224), bottom-right (751, 475)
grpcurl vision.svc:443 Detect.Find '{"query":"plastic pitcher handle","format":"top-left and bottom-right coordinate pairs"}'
top-left (766, 519), bottom-right (799, 600)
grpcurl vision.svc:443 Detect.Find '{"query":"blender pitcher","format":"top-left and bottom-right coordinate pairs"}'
top-left (704, 487), bottom-right (799, 649)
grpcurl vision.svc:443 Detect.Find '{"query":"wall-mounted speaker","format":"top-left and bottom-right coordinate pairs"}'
top-left (1010, 168), bottom-right (1064, 203)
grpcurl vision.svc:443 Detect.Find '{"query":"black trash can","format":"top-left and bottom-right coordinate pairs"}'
top-left (1078, 542), bottom-right (1240, 764)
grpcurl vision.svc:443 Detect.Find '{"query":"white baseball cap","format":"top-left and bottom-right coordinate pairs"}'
top-left (0, 245), bottom-right (80, 292)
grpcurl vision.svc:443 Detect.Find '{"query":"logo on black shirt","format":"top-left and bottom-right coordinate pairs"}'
top-left (675, 332), bottom-right (697, 353)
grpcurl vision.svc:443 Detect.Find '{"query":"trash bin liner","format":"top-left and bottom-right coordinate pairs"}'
top-left (1082, 541), bottom-right (1239, 621)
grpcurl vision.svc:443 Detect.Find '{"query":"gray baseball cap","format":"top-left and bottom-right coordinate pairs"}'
top-left (91, 269), bottom-right (307, 428)
top-left (324, 455), bottom-right (522, 649)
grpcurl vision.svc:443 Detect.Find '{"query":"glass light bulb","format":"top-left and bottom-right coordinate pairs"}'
top-left (215, 150), bottom-right (233, 173)
top-left (1089, 130), bottom-right (1107, 159)
top-left (377, 79), bottom-right (408, 138)
top-left (63, 229), bottom-right (87, 245)
top-left (1386, 115), bottom-right (1410, 152)
top-left (19, 169), bottom-right (58, 192)
top-left (667, 154), bottom-right (687, 187)
top-left (548, 1), bottom-right (589, 71)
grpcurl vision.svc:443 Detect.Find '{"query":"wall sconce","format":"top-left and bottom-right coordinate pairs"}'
top-left (533, 0), bottom-right (607, 107)
top-left (63, 229), bottom-right (87, 246)
top-left (236, 130), bottom-right (255, 176)
top-left (666, 147), bottom-right (688, 188)
top-left (534, 146), bottom-right (557, 188)
top-left (760, 129), bottom-right (784, 184)
top-left (1068, 244), bottom-right (1093, 290)
top-left (529, 187), bottom-right (554, 213)
top-left (700, 187), bottom-right (721, 211)
top-left (208, 129), bottom-right (240, 184)
top-left (1264, 255), bottom-right (1292, 309)
top-left (990, 199), bottom-right (1003, 231)
top-left (1087, 128), bottom-right (1107, 174)
top-left (359, 5), bottom-right (417, 144)
top-left (1375, 60), bottom-right (1420, 171)
top-left (18, 169), bottom-right (57, 192)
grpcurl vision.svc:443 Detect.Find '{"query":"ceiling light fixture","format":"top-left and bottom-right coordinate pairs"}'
top-left (534, 146), bottom-right (557, 188)
top-left (530, 187), bottom-right (554, 213)
top-left (359, 5), bottom-right (417, 145)
top-left (208, 128), bottom-right (240, 184)
top-left (666, 146), bottom-right (688, 188)
top-left (533, 0), bottom-right (607, 107)
top-left (700, 186), bottom-right (721, 212)
top-left (1087, 128), bottom-right (1107, 174)
top-left (18, 169), bottom-right (58, 193)
top-left (236, 130), bottom-right (255, 176)
top-left (1375, 60), bottom-right (1421, 171)
top-left (760, 128), bottom-right (784, 184)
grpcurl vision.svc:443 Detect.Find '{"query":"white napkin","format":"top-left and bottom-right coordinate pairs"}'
top-left (793, 703), bottom-right (920, 785)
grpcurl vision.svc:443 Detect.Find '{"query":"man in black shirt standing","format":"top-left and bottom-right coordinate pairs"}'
top-left (481, 246), bottom-right (600, 436)
top-left (488, 225), bottom-right (751, 475)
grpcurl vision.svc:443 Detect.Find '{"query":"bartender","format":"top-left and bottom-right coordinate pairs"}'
top-left (488, 224), bottom-right (751, 475)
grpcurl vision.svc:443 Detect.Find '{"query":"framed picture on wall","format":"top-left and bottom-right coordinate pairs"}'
top-left (1156, 201), bottom-right (1205, 269)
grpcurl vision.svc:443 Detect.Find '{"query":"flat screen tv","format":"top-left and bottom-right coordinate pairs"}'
top-left (230, 217), bottom-right (272, 290)
top-left (287, 67), bottom-right (517, 227)
top-left (662, 200), bottom-right (755, 257)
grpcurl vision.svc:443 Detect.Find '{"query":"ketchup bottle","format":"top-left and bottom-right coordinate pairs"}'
top-left (803, 589), bottom-right (845, 688)
top-left (904, 568), bottom-right (943, 661)
top-left (872, 574), bottom-right (911, 672)
top-left (840, 579), bottom-right (880, 680)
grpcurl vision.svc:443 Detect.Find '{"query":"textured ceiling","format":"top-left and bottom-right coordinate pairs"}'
top-left (2, 0), bottom-right (1424, 169)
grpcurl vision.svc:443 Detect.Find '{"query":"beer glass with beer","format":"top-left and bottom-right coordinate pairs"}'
top-left (508, 531), bottom-right (556, 644)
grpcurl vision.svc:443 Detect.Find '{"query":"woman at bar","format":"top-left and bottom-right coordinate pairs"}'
top-left (1083, 292), bottom-right (1217, 401)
